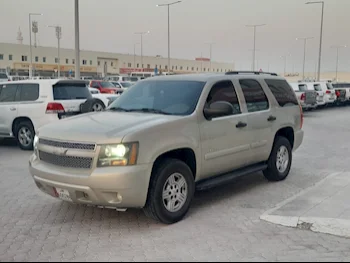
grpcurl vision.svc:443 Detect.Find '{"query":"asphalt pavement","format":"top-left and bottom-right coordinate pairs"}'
top-left (1, 106), bottom-right (350, 262)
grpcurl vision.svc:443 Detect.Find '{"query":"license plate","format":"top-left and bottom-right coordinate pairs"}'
top-left (55, 188), bottom-right (72, 202)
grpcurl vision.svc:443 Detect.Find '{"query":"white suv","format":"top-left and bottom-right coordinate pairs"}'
top-left (0, 79), bottom-right (92, 150)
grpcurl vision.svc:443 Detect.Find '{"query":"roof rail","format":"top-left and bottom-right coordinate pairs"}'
top-left (225, 71), bottom-right (278, 76)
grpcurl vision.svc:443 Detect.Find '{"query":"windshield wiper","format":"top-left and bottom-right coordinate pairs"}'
top-left (127, 108), bottom-right (172, 115)
top-left (108, 107), bottom-right (131, 112)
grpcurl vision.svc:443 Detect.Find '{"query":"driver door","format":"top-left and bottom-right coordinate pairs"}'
top-left (199, 80), bottom-right (252, 180)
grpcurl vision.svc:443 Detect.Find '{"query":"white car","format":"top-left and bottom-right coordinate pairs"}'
top-left (313, 82), bottom-right (336, 105)
top-left (0, 79), bottom-right (93, 150)
top-left (111, 81), bottom-right (133, 90)
top-left (289, 82), bottom-right (317, 110)
top-left (0, 72), bottom-right (9, 82)
top-left (301, 82), bottom-right (326, 107)
top-left (88, 87), bottom-right (119, 109)
top-left (104, 75), bottom-right (131, 82)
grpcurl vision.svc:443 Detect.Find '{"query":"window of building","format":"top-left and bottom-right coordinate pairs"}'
top-left (192, 67), bottom-right (194, 71)
top-left (98, 61), bottom-right (100, 66)
top-left (172, 66), bottom-right (174, 70)
top-left (66, 58), bottom-right (69, 64)
top-left (17, 84), bottom-right (40, 101)
top-left (55, 58), bottom-right (59, 63)
top-left (197, 67), bottom-right (199, 71)
top-left (72, 59), bottom-right (75, 64)
top-left (0, 84), bottom-right (18, 102)
top-left (206, 81), bottom-right (241, 116)
top-left (159, 65), bottom-right (162, 69)
top-left (147, 64), bottom-right (151, 69)
top-left (137, 63), bottom-right (139, 68)
top-left (142, 64), bottom-right (144, 68)
top-left (128, 63), bottom-right (132, 68)
top-left (203, 68), bottom-right (206, 72)
top-left (90, 60), bottom-right (93, 65)
top-left (180, 66), bottom-right (183, 70)
top-left (111, 62), bottom-right (114, 66)
top-left (82, 59), bottom-right (87, 65)
top-left (240, 79), bottom-right (269, 112)
top-left (176, 66), bottom-right (178, 70)
top-left (265, 79), bottom-right (298, 107)
top-left (43, 57), bottom-right (46, 63)
top-left (9, 55), bottom-right (13, 61)
top-left (22, 56), bottom-right (28, 62)
top-left (165, 65), bottom-right (168, 70)
top-left (0, 54), bottom-right (3, 60)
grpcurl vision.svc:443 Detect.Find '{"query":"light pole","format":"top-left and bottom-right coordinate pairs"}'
top-left (246, 24), bottom-right (266, 71)
top-left (296, 37), bottom-right (314, 80)
top-left (28, 13), bottom-right (43, 78)
top-left (331, 45), bottom-right (346, 82)
top-left (48, 25), bottom-right (62, 78)
top-left (280, 54), bottom-right (291, 77)
top-left (306, 1), bottom-right (324, 81)
top-left (156, 1), bottom-right (182, 74)
top-left (134, 31), bottom-right (150, 71)
top-left (133, 43), bottom-right (140, 72)
top-left (205, 42), bottom-right (214, 72)
top-left (74, 0), bottom-right (81, 79)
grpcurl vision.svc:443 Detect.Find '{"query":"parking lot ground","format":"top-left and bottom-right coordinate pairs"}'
top-left (1, 106), bottom-right (350, 261)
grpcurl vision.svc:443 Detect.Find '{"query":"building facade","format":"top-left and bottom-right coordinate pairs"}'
top-left (0, 42), bottom-right (235, 77)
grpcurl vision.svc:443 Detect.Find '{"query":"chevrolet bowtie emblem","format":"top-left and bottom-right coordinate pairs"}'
top-left (53, 148), bottom-right (68, 156)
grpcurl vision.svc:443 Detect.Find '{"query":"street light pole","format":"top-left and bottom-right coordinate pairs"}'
top-left (246, 24), bottom-right (266, 71)
top-left (48, 25), bottom-right (62, 78)
top-left (74, 0), bottom-right (81, 79)
top-left (280, 54), bottom-right (291, 77)
top-left (157, 1), bottom-right (182, 74)
top-left (205, 43), bottom-right (214, 72)
top-left (306, 1), bottom-right (325, 81)
top-left (133, 43), bottom-right (140, 72)
top-left (331, 45), bottom-right (346, 82)
top-left (134, 31), bottom-right (150, 72)
top-left (28, 13), bottom-right (43, 78)
top-left (296, 37), bottom-right (314, 80)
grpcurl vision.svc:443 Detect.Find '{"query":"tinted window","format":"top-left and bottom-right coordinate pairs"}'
top-left (265, 79), bottom-right (299, 107)
top-left (240, 79), bottom-right (269, 112)
top-left (53, 82), bottom-right (92, 100)
top-left (298, 84), bottom-right (308, 91)
top-left (121, 82), bottom-right (132, 88)
top-left (0, 73), bottom-right (7, 79)
top-left (326, 83), bottom-right (334, 90)
top-left (206, 80), bottom-right (240, 115)
top-left (122, 77), bottom-right (130, 81)
top-left (109, 80), bottom-right (205, 116)
top-left (18, 84), bottom-right (39, 101)
top-left (0, 84), bottom-right (17, 102)
top-left (100, 81), bottom-right (114, 88)
top-left (314, 84), bottom-right (322, 91)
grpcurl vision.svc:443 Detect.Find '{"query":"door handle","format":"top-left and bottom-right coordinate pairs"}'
top-left (236, 121), bottom-right (247, 128)
top-left (10, 107), bottom-right (16, 111)
top-left (267, 115), bottom-right (277, 122)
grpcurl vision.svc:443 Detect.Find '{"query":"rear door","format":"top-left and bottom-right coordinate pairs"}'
top-left (52, 81), bottom-right (92, 118)
top-left (0, 83), bottom-right (18, 136)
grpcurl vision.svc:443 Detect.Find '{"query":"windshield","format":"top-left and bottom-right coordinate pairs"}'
top-left (121, 82), bottom-right (132, 88)
top-left (100, 81), bottom-right (114, 88)
top-left (108, 80), bottom-right (205, 116)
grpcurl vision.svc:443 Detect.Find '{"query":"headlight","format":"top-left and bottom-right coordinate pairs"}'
top-left (98, 142), bottom-right (139, 167)
top-left (33, 135), bottom-right (39, 150)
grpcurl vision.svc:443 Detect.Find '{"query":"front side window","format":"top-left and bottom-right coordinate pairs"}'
top-left (109, 80), bottom-right (205, 116)
top-left (0, 84), bottom-right (18, 102)
top-left (206, 80), bottom-right (241, 116)
top-left (265, 79), bottom-right (299, 107)
top-left (17, 84), bottom-right (39, 101)
top-left (240, 79), bottom-right (269, 112)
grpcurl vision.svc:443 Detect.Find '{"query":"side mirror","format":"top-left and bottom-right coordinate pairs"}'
top-left (203, 101), bottom-right (234, 120)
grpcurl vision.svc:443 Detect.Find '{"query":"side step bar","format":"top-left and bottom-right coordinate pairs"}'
top-left (195, 163), bottom-right (267, 191)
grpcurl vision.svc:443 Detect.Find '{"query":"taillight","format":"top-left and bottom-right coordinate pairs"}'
top-left (335, 91), bottom-right (340, 97)
top-left (299, 104), bottom-right (304, 129)
top-left (326, 90), bottom-right (331, 94)
top-left (46, 102), bottom-right (65, 114)
top-left (300, 93), bottom-right (306, 100)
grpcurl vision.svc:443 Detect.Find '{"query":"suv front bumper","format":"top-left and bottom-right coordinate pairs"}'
top-left (29, 154), bottom-right (152, 208)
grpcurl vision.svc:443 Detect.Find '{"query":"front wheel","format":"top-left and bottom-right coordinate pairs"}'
top-left (143, 158), bottom-right (195, 224)
top-left (263, 136), bottom-right (292, 181)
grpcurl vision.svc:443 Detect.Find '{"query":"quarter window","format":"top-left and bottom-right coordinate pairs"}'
top-left (17, 84), bottom-right (39, 101)
top-left (240, 79), bottom-right (269, 112)
top-left (206, 80), bottom-right (241, 116)
top-left (0, 84), bottom-right (18, 102)
top-left (265, 79), bottom-right (299, 107)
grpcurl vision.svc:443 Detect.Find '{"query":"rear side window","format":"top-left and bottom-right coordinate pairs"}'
top-left (53, 82), bottom-right (92, 100)
top-left (17, 84), bottom-right (39, 101)
top-left (240, 79), bottom-right (269, 112)
top-left (314, 84), bottom-right (322, 91)
top-left (0, 84), bottom-right (17, 102)
top-left (265, 79), bottom-right (299, 107)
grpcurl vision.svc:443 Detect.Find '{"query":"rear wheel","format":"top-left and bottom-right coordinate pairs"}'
top-left (143, 158), bottom-right (195, 224)
top-left (263, 136), bottom-right (292, 181)
top-left (15, 121), bottom-right (35, 150)
top-left (91, 100), bottom-right (105, 112)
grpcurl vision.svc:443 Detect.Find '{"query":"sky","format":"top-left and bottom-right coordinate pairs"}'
top-left (1, 0), bottom-right (350, 73)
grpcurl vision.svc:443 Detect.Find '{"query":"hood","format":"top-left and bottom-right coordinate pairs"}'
top-left (38, 111), bottom-right (181, 144)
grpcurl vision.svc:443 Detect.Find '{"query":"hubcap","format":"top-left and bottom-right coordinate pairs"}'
top-left (162, 173), bottom-right (188, 213)
top-left (18, 127), bottom-right (32, 147)
top-left (276, 145), bottom-right (289, 173)
top-left (92, 103), bottom-right (103, 111)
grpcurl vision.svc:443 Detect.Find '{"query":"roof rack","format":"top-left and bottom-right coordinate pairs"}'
top-left (225, 71), bottom-right (278, 76)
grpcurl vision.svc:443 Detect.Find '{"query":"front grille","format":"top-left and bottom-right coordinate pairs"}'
top-left (39, 138), bottom-right (96, 151)
top-left (39, 150), bottom-right (93, 169)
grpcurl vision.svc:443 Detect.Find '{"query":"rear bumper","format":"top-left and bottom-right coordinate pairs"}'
top-left (29, 154), bottom-right (153, 208)
top-left (293, 130), bottom-right (304, 152)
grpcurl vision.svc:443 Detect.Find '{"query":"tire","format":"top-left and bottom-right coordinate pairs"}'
top-left (81, 98), bottom-right (105, 113)
top-left (263, 136), bottom-right (292, 182)
top-left (143, 158), bottom-right (195, 224)
top-left (15, 120), bottom-right (35, 150)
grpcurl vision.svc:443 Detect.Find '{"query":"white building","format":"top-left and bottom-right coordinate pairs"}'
top-left (0, 42), bottom-right (235, 77)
